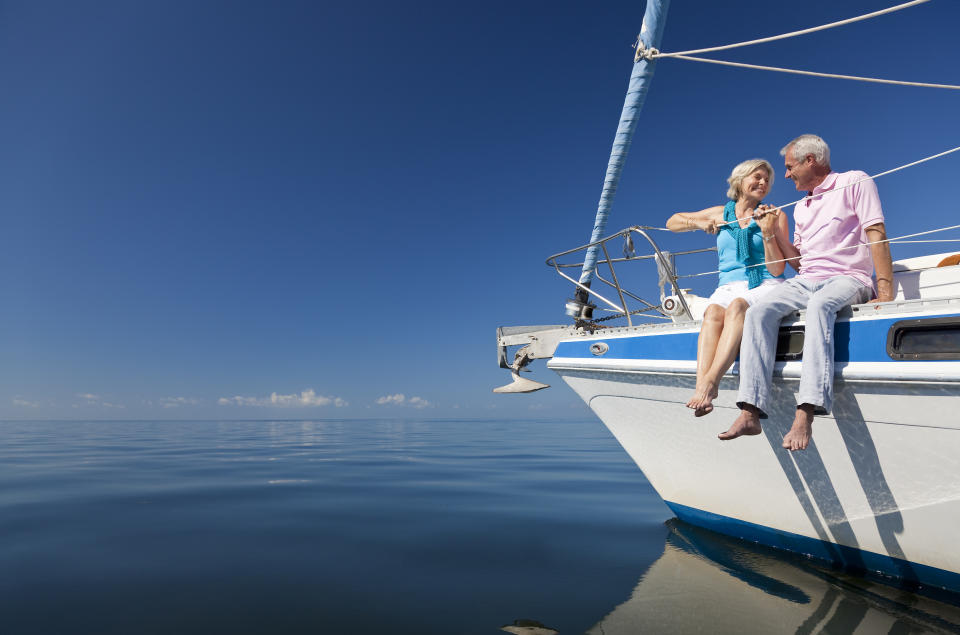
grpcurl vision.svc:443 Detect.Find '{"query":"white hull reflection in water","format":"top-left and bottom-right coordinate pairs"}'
top-left (588, 520), bottom-right (960, 635)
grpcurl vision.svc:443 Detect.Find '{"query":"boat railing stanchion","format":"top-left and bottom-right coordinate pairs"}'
top-left (600, 238), bottom-right (632, 326)
top-left (630, 227), bottom-right (694, 321)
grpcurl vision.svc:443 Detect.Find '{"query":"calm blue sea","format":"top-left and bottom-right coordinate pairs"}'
top-left (2, 419), bottom-right (959, 634)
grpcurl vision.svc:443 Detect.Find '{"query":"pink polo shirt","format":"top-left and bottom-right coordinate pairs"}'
top-left (794, 170), bottom-right (885, 288)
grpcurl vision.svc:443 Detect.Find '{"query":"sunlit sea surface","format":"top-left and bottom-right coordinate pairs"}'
top-left (2, 419), bottom-right (959, 634)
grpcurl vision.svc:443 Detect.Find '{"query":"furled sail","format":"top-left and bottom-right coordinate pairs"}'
top-left (578, 0), bottom-right (671, 290)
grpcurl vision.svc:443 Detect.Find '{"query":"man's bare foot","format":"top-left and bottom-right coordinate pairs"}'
top-left (783, 406), bottom-right (814, 451)
top-left (718, 407), bottom-right (762, 440)
top-left (686, 380), bottom-right (718, 417)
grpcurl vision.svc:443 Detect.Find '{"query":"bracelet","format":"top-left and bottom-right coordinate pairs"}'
top-left (762, 234), bottom-right (774, 241)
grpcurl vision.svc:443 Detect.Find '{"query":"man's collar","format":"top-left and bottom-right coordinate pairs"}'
top-left (808, 172), bottom-right (839, 196)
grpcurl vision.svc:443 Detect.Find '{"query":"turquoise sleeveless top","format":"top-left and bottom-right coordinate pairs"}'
top-left (716, 201), bottom-right (784, 288)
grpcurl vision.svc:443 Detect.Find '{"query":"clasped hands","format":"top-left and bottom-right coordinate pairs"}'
top-left (695, 205), bottom-right (781, 235)
top-left (753, 204), bottom-right (781, 233)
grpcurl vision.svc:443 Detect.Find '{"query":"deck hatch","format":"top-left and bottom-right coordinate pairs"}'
top-left (886, 317), bottom-right (960, 360)
top-left (776, 327), bottom-right (805, 361)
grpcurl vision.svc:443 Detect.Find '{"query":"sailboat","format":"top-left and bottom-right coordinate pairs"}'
top-left (495, 0), bottom-right (960, 595)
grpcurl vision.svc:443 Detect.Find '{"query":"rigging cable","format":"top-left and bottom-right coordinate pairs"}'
top-left (634, 0), bottom-right (960, 90)
top-left (678, 223), bottom-right (960, 280)
top-left (652, 0), bottom-right (931, 58)
top-left (698, 144), bottom-right (960, 230)
top-left (654, 55), bottom-right (960, 90)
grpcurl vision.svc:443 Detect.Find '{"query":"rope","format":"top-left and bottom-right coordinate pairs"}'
top-left (633, 2), bottom-right (958, 89)
top-left (890, 239), bottom-right (960, 244)
top-left (620, 145), bottom-right (960, 235)
top-left (710, 144), bottom-right (960, 230)
top-left (670, 150), bottom-right (960, 276)
top-left (678, 223), bottom-right (960, 280)
top-left (652, 0), bottom-right (931, 58)
top-left (661, 54), bottom-right (960, 90)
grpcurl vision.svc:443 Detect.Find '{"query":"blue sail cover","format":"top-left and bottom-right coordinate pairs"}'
top-left (579, 0), bottom-right (671, 286)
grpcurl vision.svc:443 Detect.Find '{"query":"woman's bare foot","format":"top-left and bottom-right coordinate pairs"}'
top-left (686, 380), bottom-right (719, 417)
top-left (718, 407), bottom-right (762, 440)
top-left (782, 406), bottom-right (814, 451)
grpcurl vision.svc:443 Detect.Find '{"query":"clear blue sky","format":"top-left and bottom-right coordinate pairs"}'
top-left (1, 0), bottom-right (957, 419)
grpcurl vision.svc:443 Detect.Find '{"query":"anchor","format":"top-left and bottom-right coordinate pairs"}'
top-left (493, 325), bottom-right (580, 394)
top-left (493, 344), bottom-right (550, 394)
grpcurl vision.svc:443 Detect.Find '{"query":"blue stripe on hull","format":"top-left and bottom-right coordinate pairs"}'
top-left (665, 500), bottom-right (960, 595)
top-left (553, 312), bottom-right (960, 363)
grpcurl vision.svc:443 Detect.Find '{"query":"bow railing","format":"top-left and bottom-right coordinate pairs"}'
top-left (547, 226), bottom-right (716, 326)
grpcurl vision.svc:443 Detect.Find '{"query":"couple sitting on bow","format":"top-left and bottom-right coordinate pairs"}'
top-left (666, 134), bottom-right (894, 452)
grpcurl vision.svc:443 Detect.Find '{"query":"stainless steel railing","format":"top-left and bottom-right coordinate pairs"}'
top-left (546, 226), bottom-right (716, 326)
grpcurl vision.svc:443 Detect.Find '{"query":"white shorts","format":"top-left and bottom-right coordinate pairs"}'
top-left (707, 278), bottom-right (784, 309)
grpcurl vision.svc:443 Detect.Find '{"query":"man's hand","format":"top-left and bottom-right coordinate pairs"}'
top-left (753, 204), bottom-right (780, 234)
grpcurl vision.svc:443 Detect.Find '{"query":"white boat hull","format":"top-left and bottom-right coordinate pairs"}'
top-left (547, 300), bottom-right (960, 594)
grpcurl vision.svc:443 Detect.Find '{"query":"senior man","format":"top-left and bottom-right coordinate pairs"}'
top-left (719, 134), bottom-right (894, 450)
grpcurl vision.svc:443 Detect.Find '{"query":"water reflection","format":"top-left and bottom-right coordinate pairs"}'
top-left (588, 520), bottom-right (960, 634)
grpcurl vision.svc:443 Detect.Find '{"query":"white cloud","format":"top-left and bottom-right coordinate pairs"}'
top-left (160, 397), bottom-right (200, 408)
top-left (408, 396), bottom-right (431, 409)
top-left (218, 389), bottom-right (347, 408)
top-left (375, 393), bottom-right (432, 409)
top-left (74, 393), bottom-right (125, 409)
top-left (12, 398), bottom-right (40, 408)
top-left (219, 396), bottom-right (260, 406)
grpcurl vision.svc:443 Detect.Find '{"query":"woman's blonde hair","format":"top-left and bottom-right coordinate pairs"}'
top-left (726, 159), bottom-right (774, 200)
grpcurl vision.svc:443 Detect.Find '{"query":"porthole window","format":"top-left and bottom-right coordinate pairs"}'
top-left (775, 327), bottom-right (804, 361)
top-left (887, 317), bottom-right (960, 360)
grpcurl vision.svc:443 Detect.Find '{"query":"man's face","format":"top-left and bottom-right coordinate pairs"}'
top-left (784, 147), bottom-right (815, 191)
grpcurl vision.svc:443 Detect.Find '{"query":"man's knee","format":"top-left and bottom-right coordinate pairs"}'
top-left (805, 298), bottom-right (833, 319)
top-left (807, 293), bottom-right (854, 319)
top-left (744, 301), bottom-right (778, 327)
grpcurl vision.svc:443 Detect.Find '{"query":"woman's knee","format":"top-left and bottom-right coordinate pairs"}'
top-left (725, 298), bottom-right (749, 318)
top-left (704, 304), bottom-right (725, 324)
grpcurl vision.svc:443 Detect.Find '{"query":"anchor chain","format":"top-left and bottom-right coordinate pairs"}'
top-left (580, 305), bottom-right (666, 329)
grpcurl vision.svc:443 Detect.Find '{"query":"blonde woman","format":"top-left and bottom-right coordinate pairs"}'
top-left (666, 159), bottom-right (790, 416)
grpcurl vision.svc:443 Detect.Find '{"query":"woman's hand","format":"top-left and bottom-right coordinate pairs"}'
top-left (754, 204), bottom-right (779, 234)
top-left (666, 206), bottom-right (724, 234)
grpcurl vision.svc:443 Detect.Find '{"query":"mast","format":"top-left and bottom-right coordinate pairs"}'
top-left (570, 0), bottom-right (671, 320)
